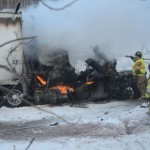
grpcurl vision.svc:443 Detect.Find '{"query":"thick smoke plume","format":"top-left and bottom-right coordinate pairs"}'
top-left (22, 0), bottom-right (150, 71)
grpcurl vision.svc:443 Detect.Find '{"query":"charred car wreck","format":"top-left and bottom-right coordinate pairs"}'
top-left (25, 45), bottom-right (140, 106)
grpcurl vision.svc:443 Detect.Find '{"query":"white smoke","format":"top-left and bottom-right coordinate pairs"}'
top-left (22, 0), bottom-right (150, 71)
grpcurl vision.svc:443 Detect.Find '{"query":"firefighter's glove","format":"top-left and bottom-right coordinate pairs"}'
top-left (130, 56), bottom-right (135, 61)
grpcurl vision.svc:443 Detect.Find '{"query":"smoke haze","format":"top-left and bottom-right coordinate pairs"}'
top-left (22, 0), bottom-right (150, 69)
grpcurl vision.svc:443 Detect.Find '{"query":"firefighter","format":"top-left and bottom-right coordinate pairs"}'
top-left (143, 76), bottom-right (150, 114)
top-left (132, 51), bottom-right (146, 99)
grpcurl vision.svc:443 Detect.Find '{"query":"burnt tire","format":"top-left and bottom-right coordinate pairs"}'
top-left (116, 84), bottom-right (134, 100)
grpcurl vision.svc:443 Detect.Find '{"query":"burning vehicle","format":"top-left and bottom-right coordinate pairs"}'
top-left (26, 45), bottom-right (140, 106)
top-left (0, 11), bottom-right (140, 107)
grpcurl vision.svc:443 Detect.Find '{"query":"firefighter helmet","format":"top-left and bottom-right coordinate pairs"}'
top-left (135, 51), bottom-right (142, 57)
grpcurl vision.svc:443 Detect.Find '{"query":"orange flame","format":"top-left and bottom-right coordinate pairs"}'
top-left (37, 75), bottom-right (46, 85)
top-left (36, 75), bottom-right (74, 94)
top-left (85, 81), bottom-right (94, 85)
top-left (50, 84), bottom-right (74, 94)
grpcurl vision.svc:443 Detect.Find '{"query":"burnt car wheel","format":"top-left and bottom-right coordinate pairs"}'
top-left (5, 89), bottom-right (23, 107)
top-left (116, 84), bottom-right (134, 100)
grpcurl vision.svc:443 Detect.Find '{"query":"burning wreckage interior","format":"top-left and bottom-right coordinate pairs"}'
top-left (22, 44), bottom-right (140, 106)
top-left (0, 43), bottom-right (140, 108)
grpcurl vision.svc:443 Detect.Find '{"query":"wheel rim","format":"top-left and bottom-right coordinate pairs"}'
top-left (6, 89), bottom-right (23, 106)
top-left (124, 86), bottom-right (134, 99)
top-left (117, 86), bottom-right (134, 100)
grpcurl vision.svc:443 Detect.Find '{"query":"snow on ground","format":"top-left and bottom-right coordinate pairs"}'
top-left (0, 100), bottom-right (150, 149)
top-left (0, 100), bottom-right (148, 124)
top-left (1, 133), bottom-right (150, 150)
